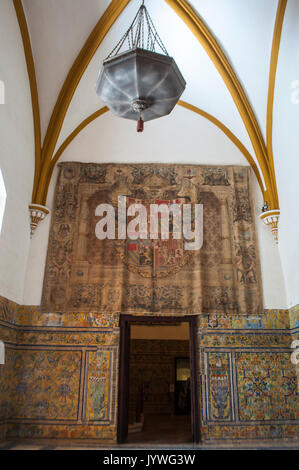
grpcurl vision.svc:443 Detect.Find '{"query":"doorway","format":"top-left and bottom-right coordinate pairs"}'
top-left (117, 315), bottom-right (200, 444)
top-left (174, 357), bottom-right (191, 415)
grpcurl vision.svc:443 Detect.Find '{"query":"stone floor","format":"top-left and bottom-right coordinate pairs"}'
top-left (127, 414), bottom-right (192, 445)
top-left (0, 414), bottom-right (298, 450)
top-left (0, 439), bottom-right (299, 450)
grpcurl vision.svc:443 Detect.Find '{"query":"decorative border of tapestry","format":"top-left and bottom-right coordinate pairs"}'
top-left (41, 163), bottom-right (263, 315)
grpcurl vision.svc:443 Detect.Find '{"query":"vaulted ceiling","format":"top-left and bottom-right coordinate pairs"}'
top-left (15, 0), bottom-right (290, 210)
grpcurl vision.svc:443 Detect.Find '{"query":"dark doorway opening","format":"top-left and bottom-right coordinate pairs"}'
top-left (117, 315), bottom-right (200, 444)
top-left (174, 357), bottom-right (191, 415)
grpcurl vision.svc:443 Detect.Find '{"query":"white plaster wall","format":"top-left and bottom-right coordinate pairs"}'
top-left (23, 106), bottom-right (287, 308)
top-left (0, 0), bottom-right (34, 304)
top-left (272, 0), bottom-right (299, 309)
top-left (23, 165), bottom-right (57, 307)
top-left (22, 0), bottom-right (111, 141)
top-left (252, 171), bottom-right (287, 309)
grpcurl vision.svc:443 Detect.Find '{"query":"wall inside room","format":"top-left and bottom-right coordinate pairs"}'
top-left (0, 0), bottom-right (297, 446)
top-left (23, 106), bottom-right (287, 310)
top-left (129, 339), bottom-right (190, 420)
top-left (1, 154), bottom-right (298, 442)
top-left (1, 299), bottom-right (297, 442)
top-left (129, 323), bottom-right (190, 421)
top-left (0, 297), bottom-right (119, 441)
top-left (0, 0), bottom-right (34, 304)
top-left (273, 0), bottom-right (299, 309)
top-left (198, 312), bottom-right (298, 441)
top-left (131, 323), bottom-right (189, 340)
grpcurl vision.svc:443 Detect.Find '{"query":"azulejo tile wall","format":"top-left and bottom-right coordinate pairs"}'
top-left (0, 296), bottom-right (119, 441)
top-left (198, 312), bottom-right (299, 441)
top-left (0, 295), bottom-right (298, 443)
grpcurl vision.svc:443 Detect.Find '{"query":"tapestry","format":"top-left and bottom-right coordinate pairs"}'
top-left (41, 163), bottom-right (263, 315)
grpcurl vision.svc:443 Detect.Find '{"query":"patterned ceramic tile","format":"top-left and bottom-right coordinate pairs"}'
top-left (235, 352), bottom-right (298, 421)
top-left (84, 349), bottom-right (116, 423)
top-left (199, 309), bottom-right (290, 330)
top-left (0, 294), bottom-right (298, 443)
top-left (290, 305), bottom-right (299, 330)
top-left (206, 352), bottom-right (232, 421)
top-left (5, 349), bottom-right (82, 420)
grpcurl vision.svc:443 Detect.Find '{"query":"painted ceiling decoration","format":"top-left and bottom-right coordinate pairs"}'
top-left (12, 0), bottom-right (287, 241)
top-left (95, 1), bottom-right (186, 132)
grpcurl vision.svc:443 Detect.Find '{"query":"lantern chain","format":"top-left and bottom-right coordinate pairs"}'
top-left (105, 3), bottom-right (169, 60)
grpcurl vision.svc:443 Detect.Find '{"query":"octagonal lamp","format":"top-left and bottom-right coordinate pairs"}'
top-left (95, 2), bottom-right (186, 132)
top-left (96, 48), bottom-right (185, 131)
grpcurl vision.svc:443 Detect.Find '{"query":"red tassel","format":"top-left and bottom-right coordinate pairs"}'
top-left (137, 117), bottom-right (144, 133)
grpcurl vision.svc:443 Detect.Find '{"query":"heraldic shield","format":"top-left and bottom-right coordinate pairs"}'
top-left (115, 197), bottom-right (193, 279)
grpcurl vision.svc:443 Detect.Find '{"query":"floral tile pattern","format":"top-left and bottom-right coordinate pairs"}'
top-left (0, 294), bottom-right (298, 442)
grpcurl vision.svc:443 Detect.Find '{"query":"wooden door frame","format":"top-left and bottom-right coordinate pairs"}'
top-left (117, 314), bottom-right (200, 443)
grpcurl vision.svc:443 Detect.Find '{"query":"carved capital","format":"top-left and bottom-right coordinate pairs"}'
top-left (29, 204), bottom-right (50, 238)
top-left (259, 209), bottom-right (280, 244)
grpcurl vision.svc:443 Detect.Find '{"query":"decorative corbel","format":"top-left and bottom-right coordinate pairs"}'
top-left (29, 204), bottom-right (50, 238)
top-left (259, 209), bottom-right (280, 244)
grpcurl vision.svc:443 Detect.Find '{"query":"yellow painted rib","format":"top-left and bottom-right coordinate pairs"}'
top-left (35, 0), bottom-right (131, 203)
top-left (15, 0), bottom-right (285, 209)
top-left (13, 0), bottom-right (41, 200)
top-left (178, 101), bottom-right (264, 193)
top-left (165, 0), bottom-right (278, 208)
top-left (266, 0), bottom-right (287, 206)
top-left (41, 107), bottom-right (109, 203)
top-left (40, 102), bottom-right (264, 203)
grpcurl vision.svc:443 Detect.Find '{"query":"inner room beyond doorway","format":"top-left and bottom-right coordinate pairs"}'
top-left (127, 322), bottom-right (192, 444)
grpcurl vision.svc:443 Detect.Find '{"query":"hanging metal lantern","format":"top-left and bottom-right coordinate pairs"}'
top-left (95, 1), bottom-right (186, 132)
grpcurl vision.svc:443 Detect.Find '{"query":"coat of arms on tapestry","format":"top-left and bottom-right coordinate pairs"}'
top-left (41, 163), bottom-right (263, 316)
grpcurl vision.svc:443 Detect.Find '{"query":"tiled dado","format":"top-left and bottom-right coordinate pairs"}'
top-left (289, 304), bottom-right (299, 333)
top-left (198, 311), bottom-right (293, 330)
top-left (1, 296), bottom-right (298, 330)
top-left (2, 346), bottom-right (118, 440)
top-left (0, 295), bottom-right (298, 443)
top-left (198, 327), bottom-right (299, 441)
top-left (0, 296), bottom-right (119, 441)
